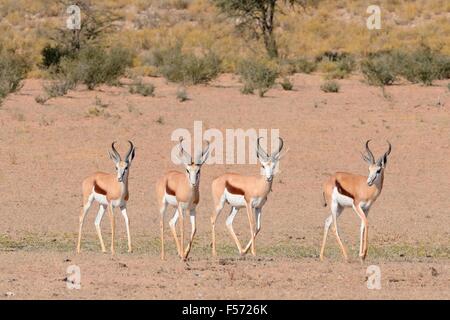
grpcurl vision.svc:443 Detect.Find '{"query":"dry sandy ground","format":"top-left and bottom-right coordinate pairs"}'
top-left (0, 74), bottom-right (449, 299)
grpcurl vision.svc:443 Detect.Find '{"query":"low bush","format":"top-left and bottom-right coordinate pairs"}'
top-left (360, 53), bottom-right (399, 86)
top-left (280, 77), bottom-right (293, 90)
top-left (152, 45), bottom-right (221, 85)
top-left (129, 79), bottom-right (155, 96)
top-left (237, 59), bottom-right (279, 97)
top-left (320, 80), bottom-right (340, 93)
top-left (0, 48), bottom-right (30, 104)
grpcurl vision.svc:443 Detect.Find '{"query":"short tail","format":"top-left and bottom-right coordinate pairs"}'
top-left (322, 192), bottom-right (327, 207)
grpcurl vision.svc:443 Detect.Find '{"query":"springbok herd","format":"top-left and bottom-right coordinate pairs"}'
top-left (77, 138), bottom-right (392, 262)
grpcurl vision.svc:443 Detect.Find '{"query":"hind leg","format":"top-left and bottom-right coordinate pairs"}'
top-left (226, 207), bottom-right (244, 255)
top-left (211, 196), bottom-right (225, 256)
top-left (332, 203), bottom-right (347, 261)
top-left (159, 201), bottom-right (168, 260)
top-left (77, 193), bottom-right (94, 253)
top-left (169, 208), bottom-right (181, 257)
top-left (94, 204), bottom-right (107, 253)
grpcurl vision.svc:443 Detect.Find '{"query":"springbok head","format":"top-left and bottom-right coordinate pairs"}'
top-left (177, 137), bottom-right (210, 187)
top-left (362, 140), bottom-right (392, 186)
top-left (108, 141), bottom-right (136, 183)
top-left (256, 137), bottom-right (286, 182)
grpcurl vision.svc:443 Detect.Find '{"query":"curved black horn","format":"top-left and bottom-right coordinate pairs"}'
top-left (111, 141), bottom-right (121, 161)
top-left (364, 139), bottom-right (375, 164)
top-left (125, 140), bottom-right (134, 160)
top-left (271, 137), bottom-right (284, 159)
top-left (385, 140), bottom-right (392, 156)
top-left (256, 137), bottom-right (269, 160)
top-left (197, 140), bottom-right (210, 164)
top-left (178, 137), bottom-right (192, 164)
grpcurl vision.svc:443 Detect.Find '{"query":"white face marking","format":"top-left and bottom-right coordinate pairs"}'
top-left (184, 164), bottom-right (201, 186)
top-left (367, 164), bottom-right (382, 186)
top-left (259, 159), bottom-right (277, 181)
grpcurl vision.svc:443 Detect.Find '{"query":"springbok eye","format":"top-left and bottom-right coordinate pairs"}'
top-left (186, 169), bottom-right (189, 173)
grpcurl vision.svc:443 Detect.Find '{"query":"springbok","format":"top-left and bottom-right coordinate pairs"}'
top-left (77, 141), bottom-right (136, 255)
top-left (320, 140), bottom-right (391, 262)
top-left (156, 137), bottom-right (210, 261)
top-left (211, 137), bottom-right (286, 256)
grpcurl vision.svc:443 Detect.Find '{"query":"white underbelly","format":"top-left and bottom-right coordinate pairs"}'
top-left (164, 193), bottom-right (178, 206)
top-left (92, 190), bottom-right (122, 208)
top-left (224, 189), bottom-right (246, 208)
top-left (332, 187), bottom-right (354, 207)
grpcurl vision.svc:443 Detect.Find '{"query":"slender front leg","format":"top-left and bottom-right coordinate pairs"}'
top-left (225, 207), bottom-right (244, 254)
top-left (244, 207), bottom-right (262, 254)
top-left (107, 203), bottom-right (115, 255)
top-left (211, 199), bottom-right (225, 257)
top-left (353, 204), bottom-right (368, 262)
top-left (169, 208), bottom-right (181, 257)
top-left (245, 202), bottom-right (256, 256)
top-left (94, 205), bottom-right (107, 253)
top-left (120, 206), bottom-right (132, 253)
top-left (179, 205), bottom-right (185, 260)
top-left (184, 209), bottom-right (196, 260)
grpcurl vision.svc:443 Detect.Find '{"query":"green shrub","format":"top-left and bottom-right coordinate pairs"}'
top-left (43, 79), bottom-right (74, 98)
top-left (280, 77), bottom-right (293, 90)
top-left (237, 59), bottom-right (279, 97)
top-left (447, 83), bottom-right (450, 91)
top-left (436, 55), bottom-right (450, 80)
top-left (59, 46), bottom-right (133, 90)
top-left (398, 46), bottom-right (441, 86)
top-left (152, 44), bottom-right (221, 85)
top-left (288, 57), bottom-right (316, 74)
top-left (129, 79), bottom-right (155, 96)
top-left (361, 53), bottom-right (398, 86)
top-left (0, 49), bottom-right (30, 104)
top-left (320, 80), bottom-right (340, 93)
top-left (41, 45), bottom-right (69, 69)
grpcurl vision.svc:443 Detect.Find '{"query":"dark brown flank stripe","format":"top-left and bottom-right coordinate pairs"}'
top-left (94, 182), bottom-right (107, 196)
top-left (335, 180), bottom-right (354, 200)
top-left (166, 184), bottom-right (176, 196)
top-left (225, 181), bottom-right (245, 196)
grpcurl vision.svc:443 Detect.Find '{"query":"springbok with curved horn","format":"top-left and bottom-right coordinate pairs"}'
top-left (156, 137), bottom-right (210, 261)
top-left (77, 141), bottom-right (136, 255)
top-left (320, 140), bottom-right (392, 262)
top-left (211, 137), bottom-right (287, 257)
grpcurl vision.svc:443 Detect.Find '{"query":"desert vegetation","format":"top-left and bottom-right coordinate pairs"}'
top-left (0, 0), bottom-right (448, 103)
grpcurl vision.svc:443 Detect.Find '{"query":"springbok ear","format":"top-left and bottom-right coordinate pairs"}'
top-left (108, 151), bottom-right (119, 164)
top-left (376, 155), bottom-right (387, 168)
top-left (127, 147), bottom-right (136, 162)
top-left (361, 152), bottom-right (373, 164)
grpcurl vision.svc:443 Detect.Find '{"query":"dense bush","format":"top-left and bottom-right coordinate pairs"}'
top-left (237, 59), bottom-right (279, 97)
top-left (58, 46), bottom-right (133, 90)
top-left (41, 45), bottom-right (70, 69)
top-left (360, 53), bottom-right (399, 86)
top-left (152, 45), bottom-right (221, 85)
top-left (399, 46), bottom-right (439, 86)
top-left (0, 48), bottom-right (30, 104)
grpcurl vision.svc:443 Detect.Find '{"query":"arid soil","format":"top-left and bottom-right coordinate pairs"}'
top-left (0, 74), bottom-right (449, 299)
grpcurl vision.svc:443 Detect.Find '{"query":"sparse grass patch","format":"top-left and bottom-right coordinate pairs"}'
top-left (320, 80), bottom-right (340, 93)
top-left (129, 78), bottom-right (155, 96)
top-left (237, 59), bottom-right (278, 97)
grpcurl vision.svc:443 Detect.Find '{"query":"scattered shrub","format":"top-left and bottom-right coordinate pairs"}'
top-left (129, 79), bottom-right (155, 96)
top-left (43, 79), bottom-right (74, 98)
top-left (176, 87), bottom-right (188, 101)
top-left (293, 57), bottom-right (317, 74)
top-left (280, 77), bottom-right (293, 90)
top-left (320, 80), bottom-right (340, 93)
top-left (237, 59), bottom-right (279, 97)
top-left (0, 49), bottom-right (30, 104)
top-left (152, 44), bottom-right (221, 85)
top-left (361, 53), bottom-right (398, 86)
top-left (447, 83), bottom-right (450, 91)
